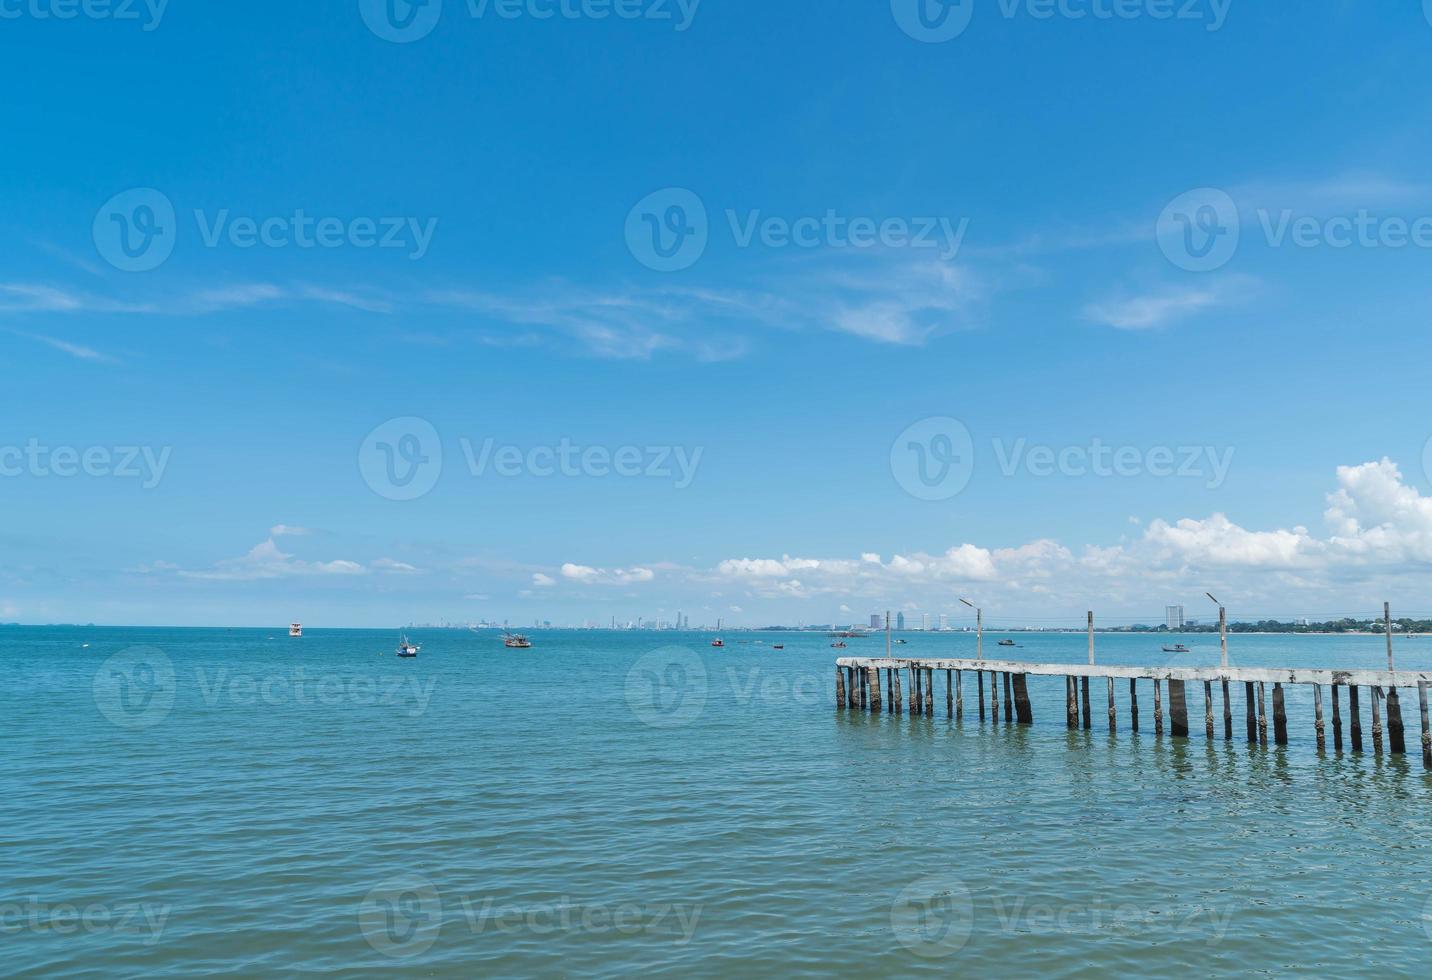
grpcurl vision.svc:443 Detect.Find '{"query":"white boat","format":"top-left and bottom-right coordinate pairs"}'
top-left (289, 623), bottom-right (302, 637)
top-left (503, 632), bottom-right (533, 649)
top-left (397, 633), bottom-right (420, 658)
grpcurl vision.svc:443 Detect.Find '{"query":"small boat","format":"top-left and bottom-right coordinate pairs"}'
top-left (831, 641), bottom-right (847, 648)
top-left (895, 639), bottom-right (908, 645)
top-left (997, 639), bottom-right (1016, 647)
top-left (289, 623), bottom-right (302, 637)
top-left (504, 632), bottom-right (533, 649)
top-left (711, 638), bottom-right (725, 648)
top-left (397, 633), bottom-right (420, 658)
top-left (773, 644), bottom-right (784, 650)
top-left (1162, 644), bottom-right (1190, 654)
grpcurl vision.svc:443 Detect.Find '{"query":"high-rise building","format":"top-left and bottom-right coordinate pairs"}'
top-left (1165, 605), bottom-right (1185, 630)
top-left (870, 613), bottom-right (882, 629)
top-left (938, 613), bottom-right (949, 630)
top-left (920, 612), bottom-right (930, 631)
top-left (896, 611), bottom-right (906, 631)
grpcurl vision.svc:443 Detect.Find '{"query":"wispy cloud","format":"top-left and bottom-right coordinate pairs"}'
top-left (10, 329), bottom-right (119, 363)
top-left (1082, 276), bottom-right (1256, 330)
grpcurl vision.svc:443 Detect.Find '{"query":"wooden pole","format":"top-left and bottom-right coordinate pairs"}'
top-left (1108, 678), bottom-right (1116, 733)
top-left (1419, 681), bottom-right (1431, 770)
top-left (868, 667), bottom-right (881, 713)
top-left (1002, 672), bottom-right (1013, 723)
top-left (1331, 684), bottom-right (1343, 751)
top-left (1080, 676), bottom-right (1091, 730)
top-left (1130, 678), bottom-right (1139, 732)
top-left (1154, 679), bottom-right (1163, 735)
top-left (1370, 686), bottom-right (1383, 755)
top-left (911, 666), bottom-right (921, 716)
top-left (1204, 681), bottom-right (1214, 739)
top-left (1066, 676), bottom-right (1077, 729)
top-left (894, 665), bottom-right (903, 714)
top-left (955, 669), bottom-right (963, 720)
top-left (1256, 682), bottom-right (1268, 745)
top-left (925, 668), bottom-right (934, 716)
top-left (1221, 678), bottom-right (1232, 740)
top-left (1387, 686), bottom-right (1405, 754)
top-left (848, 667), bottom-right (859, 709)
top-left (1219, 606), bottom-right (1228, 668)
top-left (1244, 681), bottom-right (1256, 742)
top-left (1385, 601), bottom-right (1394, 670)
top-left (946, 669), bottom-right (953, 718)
top-left (1314, 684), bottom-right (1325, 751)
top-left (1272, 682), bottom-right (1287, 746)
top-left (1349, 684), bottom-right (1363, 752)
top-left (1013, 673), bottom-right (1032, 724)
top-left (886, 667), bottom-right (894, 713)
top-left (977, 671), bottom-right (986, 721)
top-left (858, 667), bottom-right (868, 710)
top-left (1168, 679), bottom-right (1189, 738)
top-left (991, 669), bottom-right (999, 722)
top-left (835, 667), bottom-right (845, 709)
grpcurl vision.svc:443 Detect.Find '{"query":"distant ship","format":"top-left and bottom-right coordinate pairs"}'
top-left (397, 633), bottom-right (420, 658)
top-left (504, 631), bottom-right (533, 649)
top-left (1162, 644), bottom-right (1190, 654)
top-left (998, 639), bottom-right (1016, 647)
top-left (289, 623), bottom-right (302, 637)
top-left (711, 638), bottom-right (725, 648)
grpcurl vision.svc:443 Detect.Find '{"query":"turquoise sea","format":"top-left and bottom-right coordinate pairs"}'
top-left (4, 626), bottom-right (1431, 976)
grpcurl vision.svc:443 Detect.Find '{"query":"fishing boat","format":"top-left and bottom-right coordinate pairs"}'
top-left (1162, 644), bottom-right (1190, 654)
top-left (289, 623), bottom-right (302, 637)
top-left (997, 639), bottom-right (1016, 647)
top-left (831, 641), bottom-right (847, 648)
top-left (396, 633), bottom-right (420, 658)
top-left (773, 644), bottom-right (784, 650)
top-left (894, 638), bottom-right (908, 645)
top-left (503, 631), bottom-right (533, 649)
top-left (711, 638), bottom-right (725, 648)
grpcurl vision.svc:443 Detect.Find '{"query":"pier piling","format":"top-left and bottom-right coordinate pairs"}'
top-left (1002, 672), bottom-right (1012, 723)
top-left (835, 667), bottom-right (845, 709)
top-left (991, 671), bottom-right (999, 723)
top-left (1272, 683), bottom-right (1288, 746)
top-left (946, 670), bottom-right (953, 718)
top-left (1204, 681), bottom-right (1214, 739)
top-left (1256, 683), bottom-right (1268, 745)
top-left (1081, 677), bottom-right (1091, 731)
top-left (1244, 681), bottom-right (1256, 742)
top-left (1013, 674), bottom-right (1033, 724)
top-left (1154, 680), bottom-right (1163, 736)
top-left (925, 669), bottom-right (934, 716)
top-left (978, 672), bottom-right (986, 722)
top-left (868, 667), bottom-right (880, 713)
top-left (1332, 684), bottom-right (1343, 751)
top-left (893, 666), bottom-right (902, 715)
top-left (1350, 685), bottom-right (1363, 752)
top-left (1387, 687), bottom-right (1405, 755)
top-left (1066, 677), bottom-right (1077, 729)
top-left (1130, 678), bottom-right (1139, 732)
top-left (955, 670), bottom-right (963, 720)
top-left (1314, 684), bottom-right (1326, 751)
top-left (1419, 682), bottom-right (1431, 769)
top-left (1107, 679), bottom-right (1116, 733)
top-left (1169, 679), bottom-right (1189, 738)
top-left (1371, 687), bottom-right (1384, 755)
top-left (1222, 678), bottom-right (1232, 740)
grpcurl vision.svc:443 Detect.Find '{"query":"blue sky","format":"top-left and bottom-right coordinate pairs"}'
top-left (6, 1), bottom-right (1432, 627)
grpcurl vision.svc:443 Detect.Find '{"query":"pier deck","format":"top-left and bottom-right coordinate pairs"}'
top-left (835, 656), bottom-right (1432, 767)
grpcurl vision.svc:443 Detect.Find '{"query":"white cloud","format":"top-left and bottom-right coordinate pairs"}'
top-left (371, 558), bottom-right (421, 574)
top-left (11, 330), bottom-right (118, 363)
top-left (532, 572), bottom-right (556, 587)
top-left (559, 563), bottom-right (655, 585)
top-left (270, 525), bottom-right (314, 537)
top-left (180, 538), bottom-right (368, 581)
top-left (1082, 276), bottom-right (1254, 330)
